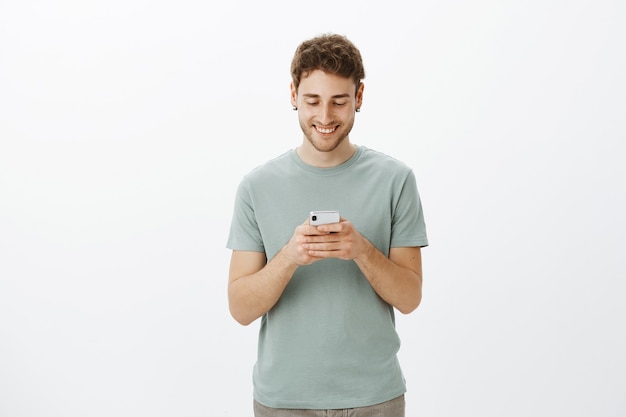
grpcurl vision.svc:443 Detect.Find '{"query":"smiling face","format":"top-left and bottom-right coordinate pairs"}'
top-left (291, 70), bottom-right (364, 157)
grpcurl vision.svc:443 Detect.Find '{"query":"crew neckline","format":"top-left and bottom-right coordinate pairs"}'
top-left (290, 145), bottom-right (364, 175)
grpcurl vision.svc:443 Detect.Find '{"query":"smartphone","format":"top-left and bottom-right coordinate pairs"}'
top-left (310, 210), bottom-right (340, 226)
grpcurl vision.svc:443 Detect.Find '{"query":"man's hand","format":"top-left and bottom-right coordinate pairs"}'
top-left (281, 219), bottom-right (339, 265)
top-left (299, 218), bottom-right (367, 261)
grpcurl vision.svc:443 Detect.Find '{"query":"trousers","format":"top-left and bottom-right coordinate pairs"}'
top-left (253, 395), bottom-right (405, 417)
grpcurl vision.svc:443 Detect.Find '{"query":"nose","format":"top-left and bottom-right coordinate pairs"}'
top-left (319, 103), bottom-right (334, 124)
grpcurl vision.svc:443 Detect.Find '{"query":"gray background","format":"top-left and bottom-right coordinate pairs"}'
top-left (1, 0), bottom-right (624, 416)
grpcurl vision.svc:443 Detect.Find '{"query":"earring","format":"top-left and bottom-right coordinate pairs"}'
top-left (293, 106), bottom-right (298, 111)
top-left (356, 108), bottom-right (361, 112)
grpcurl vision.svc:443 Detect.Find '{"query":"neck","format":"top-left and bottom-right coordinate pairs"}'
top-left (296, 139), bottom-right (356, 168)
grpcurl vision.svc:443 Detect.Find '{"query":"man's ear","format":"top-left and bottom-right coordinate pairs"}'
top-left (356, 82), bottom-right (364, 109)
top-left (290, 82), bottom-right (298, 108)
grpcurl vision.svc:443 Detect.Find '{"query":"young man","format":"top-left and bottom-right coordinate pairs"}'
top-left (226, 33), bottom-right (428, 416)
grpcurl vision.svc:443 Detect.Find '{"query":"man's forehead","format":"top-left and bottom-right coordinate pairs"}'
top-left (301, 92), bottom-right (351, 99)
top-left (298, 70), bottom-right (357, 96)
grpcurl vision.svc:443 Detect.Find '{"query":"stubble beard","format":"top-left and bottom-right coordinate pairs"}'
top-left (300, 118), bottom-right (354, 153)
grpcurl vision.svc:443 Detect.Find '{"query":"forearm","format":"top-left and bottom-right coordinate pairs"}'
top-left (354, 241), bottom-right (422, 314)
top-left (228, 249), bottom-right (299, 326)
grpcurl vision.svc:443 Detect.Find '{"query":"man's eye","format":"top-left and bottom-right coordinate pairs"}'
top-left (306, 101), bottom-right (319, 106)
top-left (334, 102), bottom-right (347, 106)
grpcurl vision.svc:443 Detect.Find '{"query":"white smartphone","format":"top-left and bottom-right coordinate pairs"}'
top-left (310, 210), bottom-right (340, 226)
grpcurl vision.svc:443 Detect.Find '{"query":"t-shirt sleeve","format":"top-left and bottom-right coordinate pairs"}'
top-left (226, 178), bottom-right (266, 252)
top-left (390, 170), bottom-right (429, 248)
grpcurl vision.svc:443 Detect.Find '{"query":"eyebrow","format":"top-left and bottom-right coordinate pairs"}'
top-left (302, 93), bottom-right (351, 99)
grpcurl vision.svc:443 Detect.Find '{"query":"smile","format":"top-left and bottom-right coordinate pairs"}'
top-left (315, 125), bottom-right (337, 134)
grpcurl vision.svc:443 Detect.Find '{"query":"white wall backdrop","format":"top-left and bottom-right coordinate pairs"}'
top-left (1, 1), bottom-right (624, 416)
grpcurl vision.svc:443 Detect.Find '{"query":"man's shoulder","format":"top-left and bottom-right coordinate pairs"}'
top-left (241, 149), bottom-right (293, 183)
top-left (359, 146), bottom-right (413, 173)
top-left (246, 150), bottom-right (292, 174)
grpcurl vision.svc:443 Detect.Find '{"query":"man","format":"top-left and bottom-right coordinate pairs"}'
top-left (226, 33), bottom-right (428, 416)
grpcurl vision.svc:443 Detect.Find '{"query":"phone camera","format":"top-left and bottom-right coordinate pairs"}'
top-left (312, 215), bottom-right (317, 221)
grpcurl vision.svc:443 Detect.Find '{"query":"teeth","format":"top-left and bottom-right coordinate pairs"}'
top-left (316, 126), bottom-right (336, 134)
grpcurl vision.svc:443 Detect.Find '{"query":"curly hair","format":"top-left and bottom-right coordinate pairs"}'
top-left (290, 33), bottom-right (365, 93)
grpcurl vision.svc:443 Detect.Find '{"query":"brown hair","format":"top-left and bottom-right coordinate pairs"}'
top-left (290, 33), bottom-right (365, 93)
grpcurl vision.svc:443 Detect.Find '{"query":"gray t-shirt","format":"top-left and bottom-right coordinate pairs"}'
top-left (227, 145), bottom-right (428, 409)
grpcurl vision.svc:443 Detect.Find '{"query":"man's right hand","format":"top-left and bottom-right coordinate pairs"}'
top-left (282, 218), bottom-right (333, 266)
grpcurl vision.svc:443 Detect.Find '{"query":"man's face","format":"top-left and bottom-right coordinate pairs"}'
top-left (291, 70), bottom-right (363, 153)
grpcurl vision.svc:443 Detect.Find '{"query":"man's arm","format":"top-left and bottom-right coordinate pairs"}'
top-left (228, 249), bottom-right (298, 326)
top-left (228, 220), bottom-right (330, 325)
top-left (355, 245), bottom-right (422, 314)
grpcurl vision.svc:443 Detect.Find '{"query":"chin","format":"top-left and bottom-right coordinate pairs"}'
top-left (309, 136), bottom-right (345, 153)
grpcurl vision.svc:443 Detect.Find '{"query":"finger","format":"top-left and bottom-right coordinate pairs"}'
top-left (305, 240), bottom-right (341, 251)
top-left (306, 234), bottom-right (341, 244)
top-left (307, 248), bottom-right (341, 259)
top-left (316, 223), bottom-right (342, 233)
top-left (305, 226), bottom-right (333, 236)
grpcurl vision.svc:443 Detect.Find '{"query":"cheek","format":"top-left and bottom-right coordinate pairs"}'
top-left (299, 107), bottom-right (316, 120)
top-left (298, 111), bottom-right (313, 126)
top-left (340, 109), bottom-right (356, 122)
